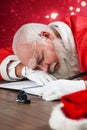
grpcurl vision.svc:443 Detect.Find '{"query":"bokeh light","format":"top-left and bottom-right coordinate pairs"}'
top-left (81, 1), bottom-right (87, 6)
top-left (76, 7), bottom-right (81, 12)
top-left (51, 12), bottom-right (58, 19)
top-left (69, 6), bottom-right (73, 10)
top-left (0, 0), bottom-right (87, 48)
top-left (70, 12), bottom-right (75, 15)
top-left (45, 15), bottom-right (49, 19)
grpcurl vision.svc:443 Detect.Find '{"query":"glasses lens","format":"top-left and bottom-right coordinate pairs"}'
top-left (28, 58), bottom-right (37, 69)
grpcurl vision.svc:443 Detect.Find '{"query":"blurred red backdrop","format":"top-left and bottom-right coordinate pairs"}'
top-left (0, 0), bottom-right (87, 48)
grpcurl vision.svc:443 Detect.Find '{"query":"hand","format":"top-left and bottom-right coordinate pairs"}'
top-left (42, 79), bottom-right (86, 101)
top-left (15, 62), bottom-right (24, 77)
top-left (22, 66), bottom-right (56, 85)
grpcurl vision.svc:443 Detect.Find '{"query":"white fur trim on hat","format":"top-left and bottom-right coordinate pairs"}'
top-left (49, 103), bottom-right (87, 130)
top-left (49, 21), bottom-right (76, 56)
top-left (0, 55), bottom-right (20, 81)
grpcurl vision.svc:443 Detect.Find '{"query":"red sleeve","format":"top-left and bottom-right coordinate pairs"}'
top-left (0, 47), bottom-right (13, 62)
top-left (0, 48), bottom-right (13, 80)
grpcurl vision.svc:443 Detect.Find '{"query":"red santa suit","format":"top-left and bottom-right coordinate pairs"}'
top-left (0, 47), bottom-right (20, 81)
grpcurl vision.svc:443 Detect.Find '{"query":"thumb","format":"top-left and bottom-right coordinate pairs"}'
top-left (42, 88), bottom-right (63, 101)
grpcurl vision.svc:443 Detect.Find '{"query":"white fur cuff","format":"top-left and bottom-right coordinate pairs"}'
top-left (0, 55), bottom-right (20, 81)
top-left (49, 103), bottom-right (87, 130)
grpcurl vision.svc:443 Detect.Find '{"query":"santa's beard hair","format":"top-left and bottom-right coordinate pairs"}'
top-left (49, 38), bottom-right (80, 79)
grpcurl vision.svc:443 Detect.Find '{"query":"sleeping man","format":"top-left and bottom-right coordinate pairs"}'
top-left (0, 15), bottom-right (87, 129)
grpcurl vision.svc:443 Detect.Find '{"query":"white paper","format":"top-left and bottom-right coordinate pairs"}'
top-left (24, 87), bottom-right (43, 96)
top-left (0, 80), bottom-right (43, 96)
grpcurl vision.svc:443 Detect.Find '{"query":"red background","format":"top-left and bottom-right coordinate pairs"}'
top-left (0, 0), bottom-right (87, 48)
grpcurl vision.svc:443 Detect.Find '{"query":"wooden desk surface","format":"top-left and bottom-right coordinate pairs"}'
top-left (0, 84), bottom-right (58, 130)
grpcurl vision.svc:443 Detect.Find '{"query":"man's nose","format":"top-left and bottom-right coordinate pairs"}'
top-left (37, 64), bottom-right (49, 72)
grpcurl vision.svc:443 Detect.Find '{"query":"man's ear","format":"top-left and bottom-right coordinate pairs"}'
top-left (40, 31), bottom-right (53, 39)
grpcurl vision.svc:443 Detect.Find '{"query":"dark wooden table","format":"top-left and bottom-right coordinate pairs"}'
top-left (0, 83), bottom-right (59, 130)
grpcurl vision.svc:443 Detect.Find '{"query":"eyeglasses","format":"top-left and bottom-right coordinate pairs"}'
top-left (28, 41), bottom-right (37, 69)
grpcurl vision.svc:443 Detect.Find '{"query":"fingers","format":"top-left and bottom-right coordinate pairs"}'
top-left (50, 74), bottom-right (57, 80)
top-left (42, 87), bottom-right (63, 101)
top-left (42, 92), bottom-right (62, 101)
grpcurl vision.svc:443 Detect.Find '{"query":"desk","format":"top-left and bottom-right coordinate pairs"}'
top-left (0, 85), bottom-right (58, 130)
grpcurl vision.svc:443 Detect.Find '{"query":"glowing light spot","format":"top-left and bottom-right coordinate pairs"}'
top-left (69, 6), bottom-right (73, 11)
top-left (76, 8), bottom-right (80, 12)
top-left (70, 12), bottom-right (75, 15)
top-left (77, 0), bottom-right (81, 3)
top-left (10, 8), bottom-right (14, 13)
top-left (81, 1), bottom-right (87, 7)
top-left (51, 12), bottom-right (58, 19)
top-left (2, 28), bottom-right (5, 32)
top-left (45, 15), bottom-right (49, 19)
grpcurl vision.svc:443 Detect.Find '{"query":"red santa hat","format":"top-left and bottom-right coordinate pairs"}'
top-left (49, 90), bottom-right (87, 130)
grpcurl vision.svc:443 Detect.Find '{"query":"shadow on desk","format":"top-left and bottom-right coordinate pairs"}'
top-left (0, 87), bottom-right (59, 130)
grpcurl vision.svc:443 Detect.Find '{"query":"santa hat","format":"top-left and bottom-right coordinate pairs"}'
top-left (49, 90), bottom-right (87, 130)
top-left (49, 21), bottom-right (76, 56)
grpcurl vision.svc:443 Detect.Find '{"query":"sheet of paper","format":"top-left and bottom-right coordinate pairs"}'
top-left (0, 81), bottom-right (43, 96)
top-left (24, 87), bottom-right (43, 96)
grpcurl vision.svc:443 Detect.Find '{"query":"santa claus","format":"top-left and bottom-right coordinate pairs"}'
top-left (0, 15), bottom-right (87, 129)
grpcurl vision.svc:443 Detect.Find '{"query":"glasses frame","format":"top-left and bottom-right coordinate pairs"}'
top-left (28, 41), bottom-right (37, 69)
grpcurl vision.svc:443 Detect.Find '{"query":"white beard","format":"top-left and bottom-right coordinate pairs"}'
top-left (49, 38), bottom-right (81, 79)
